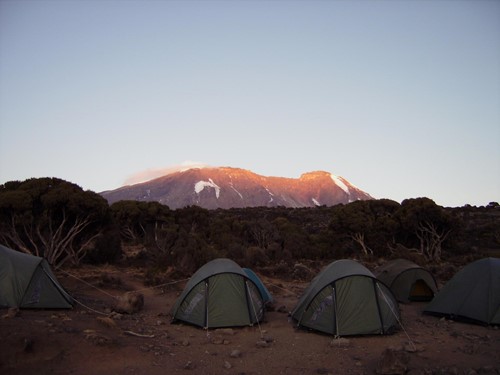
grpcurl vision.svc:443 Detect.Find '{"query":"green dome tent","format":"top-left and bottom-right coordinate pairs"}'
top-left (291, 259), bottom-right (400, 336)
top-left (0, 244), bottom-right (74, 309)
top-left (424, 257), bottom-right (500, 325)
top-left (375, 259), bottom-right (437, 303)
top-left (171, 258), bottom-right (265, 328)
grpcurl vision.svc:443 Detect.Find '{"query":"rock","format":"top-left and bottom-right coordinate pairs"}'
top-left (113, 292), bottom-right (144, 314)
top-left (230, 349), bottom-right (242, 358)
top-left (293, 263), bottom-right (312, 279)
top-left (2, 307), bottom-right (19, 319)
top-left (277, 305), bottom-right (288, 313)
top-left (109, 312), bottom-right (123, 320)
top-left (83, 330), bottom-right (113, 346)
top-left (181, 339), bottom-right (190, 346)
top-left (184, 361), bottom-right (195, 370)
top-left (215, 328), bottom-right (235, 335)
top-left (96, 316), bottom-right (117, 329)
top-left (256, 340), bottom-right (269, 348)
top-left (375, 348), bottom-right (410, 375)
top-left (329, 338), bottom-right (351, 348)
top-left (224, 361), bottom-right (232, 369)
top-left (211, 337), bottom-right (224, 345)
top-left (404, 342), bottom-right (420, 353)
top-left (262, 335), bottom-right (274, 343)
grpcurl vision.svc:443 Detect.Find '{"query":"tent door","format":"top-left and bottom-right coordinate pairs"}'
top-left (409, 279), bottom-right (434, 301)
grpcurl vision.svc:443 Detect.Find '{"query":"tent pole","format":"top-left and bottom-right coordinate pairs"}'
top-left (332, 284), bottom-right (339, 337)
top-left (204, 280), bottom-right (209, 336)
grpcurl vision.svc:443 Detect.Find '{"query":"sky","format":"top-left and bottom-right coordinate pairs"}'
top-left (1, 0), bottom-right (499, 208)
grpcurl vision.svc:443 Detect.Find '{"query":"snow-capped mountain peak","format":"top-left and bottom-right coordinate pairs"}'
top-left (101, 166), bottom-right (373, 209)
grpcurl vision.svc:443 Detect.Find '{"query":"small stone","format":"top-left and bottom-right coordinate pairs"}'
top-left (224, 361), bottom-right (232, 369)
top-left (404, 343), bottom-right (419, 353)
top-left (256, 340), bottom-right (269, 348)
top-left (262, 335), bottom-right (274, 343)
top-left (277, 305), bottom-right (288, 313)
top-left (96, 317), bottom-right (117, 329)
top-left (230, 349), bottom-right (242, 358)
top-left (184, 361), bottom-right (195, 370)
top-left (2, 307), bottom-right (19, 319)
top-left (215, 328), bottom-right (235, 335)
top-left (329, 338), bottom-right (350, 347)
top-left (113, 292), bottom-right (144, 314)
top-left (181, 339), bottom-right (190, 346)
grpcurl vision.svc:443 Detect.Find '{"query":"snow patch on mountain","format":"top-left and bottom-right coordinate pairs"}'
top-left (312, 198), bottom-right (321, 206)
top-left (230, 183), bottom-right (243, 199)
top-left (331, 174), bottom-right (350, 194)
top-left (195, 179), bottom-right (220, 199)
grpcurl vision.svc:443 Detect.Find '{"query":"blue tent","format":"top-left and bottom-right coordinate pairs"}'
top-left (243, 268), bottom-right (273, 304)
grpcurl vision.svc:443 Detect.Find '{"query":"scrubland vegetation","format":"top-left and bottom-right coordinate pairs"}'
top-left (1, 177), bottom-right (498, 279)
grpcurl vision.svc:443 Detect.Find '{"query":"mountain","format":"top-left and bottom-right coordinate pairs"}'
top-left (100, 167), bottom-right (374, 209)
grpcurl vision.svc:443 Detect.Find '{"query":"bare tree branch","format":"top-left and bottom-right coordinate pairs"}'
top-left (351, 232), bottom-right (373, 257)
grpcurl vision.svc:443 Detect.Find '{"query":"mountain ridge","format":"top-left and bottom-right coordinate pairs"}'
top-left (100, 166), bottom-right (374, 209)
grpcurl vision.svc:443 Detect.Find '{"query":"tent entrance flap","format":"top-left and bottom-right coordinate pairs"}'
top-left (176, 281), bottom-right (207, 327)
top-left (335, 276), bottom-right (381, 336)
top-left (245, 280), bottom-right (264, 324)
top-left (409, 279), bottom-right (434, 301)
top-left (207, 274), bottom-right (250, 328)
top-left (301, 285), bottom-right (336, 334)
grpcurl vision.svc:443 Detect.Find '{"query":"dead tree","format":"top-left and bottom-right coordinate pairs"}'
top-left (415, 221), bottom-right (451, 262)
top-left (351, 232), bottom-right (373, 258)
top-left (0, 210), bottom-right (101, 268)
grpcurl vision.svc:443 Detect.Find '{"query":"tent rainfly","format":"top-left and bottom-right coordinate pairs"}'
top-left (171, 258), bottom-right (265, 328)
top-left (375, 258), bottom-right (438, 303)
top-left (424, 257), bottom-right (500, 325)
top-left (291, 259), bottom-right (400, 336)
top-left (0, 244), bottom-right (74, 309)
top-left (243, 268), bottom-right (273, 305)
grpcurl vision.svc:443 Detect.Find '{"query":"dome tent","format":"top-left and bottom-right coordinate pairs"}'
top-left (291, 259), bottom-right (400, 336)
top-left (424, 258), bottom-right (500, 325)
top-left (171, 258), bottom-right (265, 328)
top-left (375, 258), bottom-right (437, 303)
top-left (0, 244), bottom-right (74, 309)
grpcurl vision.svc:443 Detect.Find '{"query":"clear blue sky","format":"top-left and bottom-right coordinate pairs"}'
top-left (1, 0), bottom-right (499, 207)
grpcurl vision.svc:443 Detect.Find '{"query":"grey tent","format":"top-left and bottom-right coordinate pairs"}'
top-left (291, 259), bottom-right (400, 336)
top-left (375, 259), bottom-right (437, 303)
top-left (424, 257), bottom-right (500, 325)
top-left (171, 258), bottom-right (265, 328)
top-left (243, 268), bottom-right (273, 304)
top-left (0, 244), bottom-right (74, 309)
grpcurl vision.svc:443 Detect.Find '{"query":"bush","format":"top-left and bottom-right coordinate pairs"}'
top-left (84, 229), bottom-right (122, 265)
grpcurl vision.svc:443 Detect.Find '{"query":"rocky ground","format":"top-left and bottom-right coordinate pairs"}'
top-left (1, 264), bottom-right (499, 375)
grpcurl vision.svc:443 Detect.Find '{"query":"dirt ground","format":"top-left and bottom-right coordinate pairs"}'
top-left (1, 264), bottom-right (499, 375)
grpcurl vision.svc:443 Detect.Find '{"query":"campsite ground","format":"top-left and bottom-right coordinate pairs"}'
top-left (1, 264), bottom-right (499, 375)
